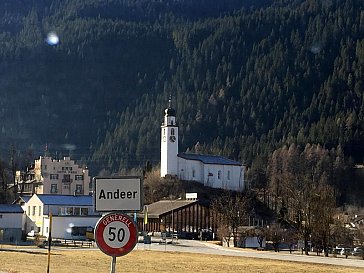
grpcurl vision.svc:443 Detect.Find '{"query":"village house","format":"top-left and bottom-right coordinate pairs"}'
top-left (24, 194), bottom-right (100, 239)
top-left (0, 204), bottom-right (24, 242)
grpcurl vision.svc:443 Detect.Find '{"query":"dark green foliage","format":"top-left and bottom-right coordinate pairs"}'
top-left (0, 0), bottom-right (362, 179)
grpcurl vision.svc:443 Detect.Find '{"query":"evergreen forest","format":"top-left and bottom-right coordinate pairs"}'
top-left (0, 0), bottom-right (363, 204)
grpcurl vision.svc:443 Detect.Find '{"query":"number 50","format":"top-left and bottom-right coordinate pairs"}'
top-left (108, 227), bottom-right (125, 242)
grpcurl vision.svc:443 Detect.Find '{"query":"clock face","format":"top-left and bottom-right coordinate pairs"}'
top-left (169, 135), bottom-right (176, 142)
top-left (162, 136), bottom-right (166, 142)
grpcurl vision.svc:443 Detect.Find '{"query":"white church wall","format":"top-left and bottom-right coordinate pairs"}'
top-left (178, 158), bottom-right (203, 182)
top-left (203, 164), bottom-right (244, 191)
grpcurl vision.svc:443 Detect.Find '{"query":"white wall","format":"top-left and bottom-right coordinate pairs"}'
top-left (0, 213), bottom-right (23, 229)
top-left (25, 195), bottom-right (45, 233)
top-left (178, 158), bottom-right (244, 191)
top-left (43, 216), bottom-right (100, 239)
top-left (178, 158), bottom-right (203, 182)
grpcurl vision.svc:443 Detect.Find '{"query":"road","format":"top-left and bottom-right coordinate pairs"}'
top-left (136, 239), bottom-right (364, 268)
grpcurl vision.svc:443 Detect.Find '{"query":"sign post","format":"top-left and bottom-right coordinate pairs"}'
top-left (94, 176), bottom-right (142, 272)
top-left (94, 213), bottom-right (138, 272)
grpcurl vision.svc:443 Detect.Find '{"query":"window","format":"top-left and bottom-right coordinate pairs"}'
top-left (64, 184), bottom-right (70, 189)
top-left (38, 206), bottom-right (42, 216)
top-left (50, 174), bottom-right (58, 179)
top-left (171, 128), bottom-right (175, 135)
top-left (51, 184), bottom-right (58, 193)
top-left (192, 169), bottom-right (195, 178)
top-left (74, 207), bottom-right (81, 215)
top-left (60, 207), bottom-right (72, 215)
top-left (66, 207), bottom-right (73, 215)
top-left (163, 128), bottom-right (165, 135)
top-left (32, 206), bottom-right (36, 216)
top-left (0, 215), bottom-right (2, 219)
top-left (75, 175), bottom-right (84, 180)
top-left (75, 184), bottom-right (83, 193)
top-left (63, 174), bottom-right (71, 182)
top-left (227, 171), bottom-right (231, 180)
top-left (218, 170), bottom-right (221, 180)
top-left (27, 206), bottom-right (30, 216)
top-left (81, 208), bottom-right (89, 216)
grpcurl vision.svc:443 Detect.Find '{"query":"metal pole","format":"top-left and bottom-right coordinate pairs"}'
top-left (47, 213), bottom-right (53, 273)
top-left (110, 256), bottom-right (116, 273)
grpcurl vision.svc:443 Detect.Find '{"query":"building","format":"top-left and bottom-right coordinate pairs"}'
top-left (137, 199), bottom-right (214, 239)
top-left (24, 194), bottom-right (100, 239)
top-left (160, 101), bottom-right (244, 191)
top-left (15, 156), bottom-right (91, 196)
top-left (0, 204), bottom-right (24, 242)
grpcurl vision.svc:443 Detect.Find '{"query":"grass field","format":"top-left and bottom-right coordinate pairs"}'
top-left (0, 248), bottom-right (363, 273)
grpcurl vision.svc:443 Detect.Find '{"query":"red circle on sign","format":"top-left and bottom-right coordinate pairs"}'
top-left (95, 213), bottom-right (138, 257)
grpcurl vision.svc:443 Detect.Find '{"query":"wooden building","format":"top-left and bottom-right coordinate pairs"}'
top-left (137, 199), bottom-right (215, 238)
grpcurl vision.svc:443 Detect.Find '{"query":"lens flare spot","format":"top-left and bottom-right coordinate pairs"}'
top-left (46, 32), bottom-right (59, 46)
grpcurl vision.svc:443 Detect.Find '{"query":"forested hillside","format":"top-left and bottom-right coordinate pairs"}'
top-left (0, 0), bottom-right (363, 179)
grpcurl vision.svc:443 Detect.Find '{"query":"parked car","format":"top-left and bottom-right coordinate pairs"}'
top-left (27, 230), bottom-right (38, 237)
top-left (351, 247), bottom-right (364, 256)
top-left (340, 247), bottom-right (351, 256)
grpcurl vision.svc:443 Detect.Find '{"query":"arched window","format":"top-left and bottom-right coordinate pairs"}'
top-left (171, 128), bottom-right (175, 135)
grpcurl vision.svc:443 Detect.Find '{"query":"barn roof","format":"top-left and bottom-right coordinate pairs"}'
top-left (141, 200), bottom-right (198, 218)
top-left (178, 153), bottom-right (242, 166)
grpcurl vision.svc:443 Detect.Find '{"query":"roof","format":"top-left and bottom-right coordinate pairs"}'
top-left (178, 153), bottom-right (242, 166)
top-left (0, 204), bottom-right (23, 213)
top-left (36, 194), bottom-right (93, 206)
top-left (12, 195), bottom-right (32, 204)
top-left (20, 196), bottom-right (32, 203)
top-left (141, 200), bottom-right (198, 218)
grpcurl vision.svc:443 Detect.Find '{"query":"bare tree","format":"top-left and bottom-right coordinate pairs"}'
top-left (211, 191), bottom-right (250, 247)
top-left (267, 143), bottom-right (339, 255)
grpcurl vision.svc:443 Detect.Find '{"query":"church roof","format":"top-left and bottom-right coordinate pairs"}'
top-left (177, 153), bottom-right (242, 166)
top-left (164, 107), bottom-right (176, 116)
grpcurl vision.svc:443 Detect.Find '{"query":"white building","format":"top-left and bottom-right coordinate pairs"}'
top-left (160, 102), bottom-right (244, 191)
top-left (0, 204), bottom-right (24, 242)
top-left (24, 194), bottom-right (100, 239)
top-left (15, 156), bottom-right (91, 195)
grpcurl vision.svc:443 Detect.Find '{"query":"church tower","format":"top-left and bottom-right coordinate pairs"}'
top-left (160, 99), bottom-right (178, 177)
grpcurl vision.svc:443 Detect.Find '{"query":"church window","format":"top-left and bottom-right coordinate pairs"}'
top-left (171, 128), bottom-right (175, 135)
top-left (218, 171), bottom-right (221, 180)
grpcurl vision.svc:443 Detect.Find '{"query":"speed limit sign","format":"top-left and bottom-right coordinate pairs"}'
top-left (95, 213), bottom-right (138, 257)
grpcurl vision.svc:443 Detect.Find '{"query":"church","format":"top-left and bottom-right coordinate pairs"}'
top-left (160, 101), bottom-right (244, 192)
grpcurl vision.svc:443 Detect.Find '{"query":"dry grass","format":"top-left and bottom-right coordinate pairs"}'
top-left (0, 249), bottom-right (362, 273)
